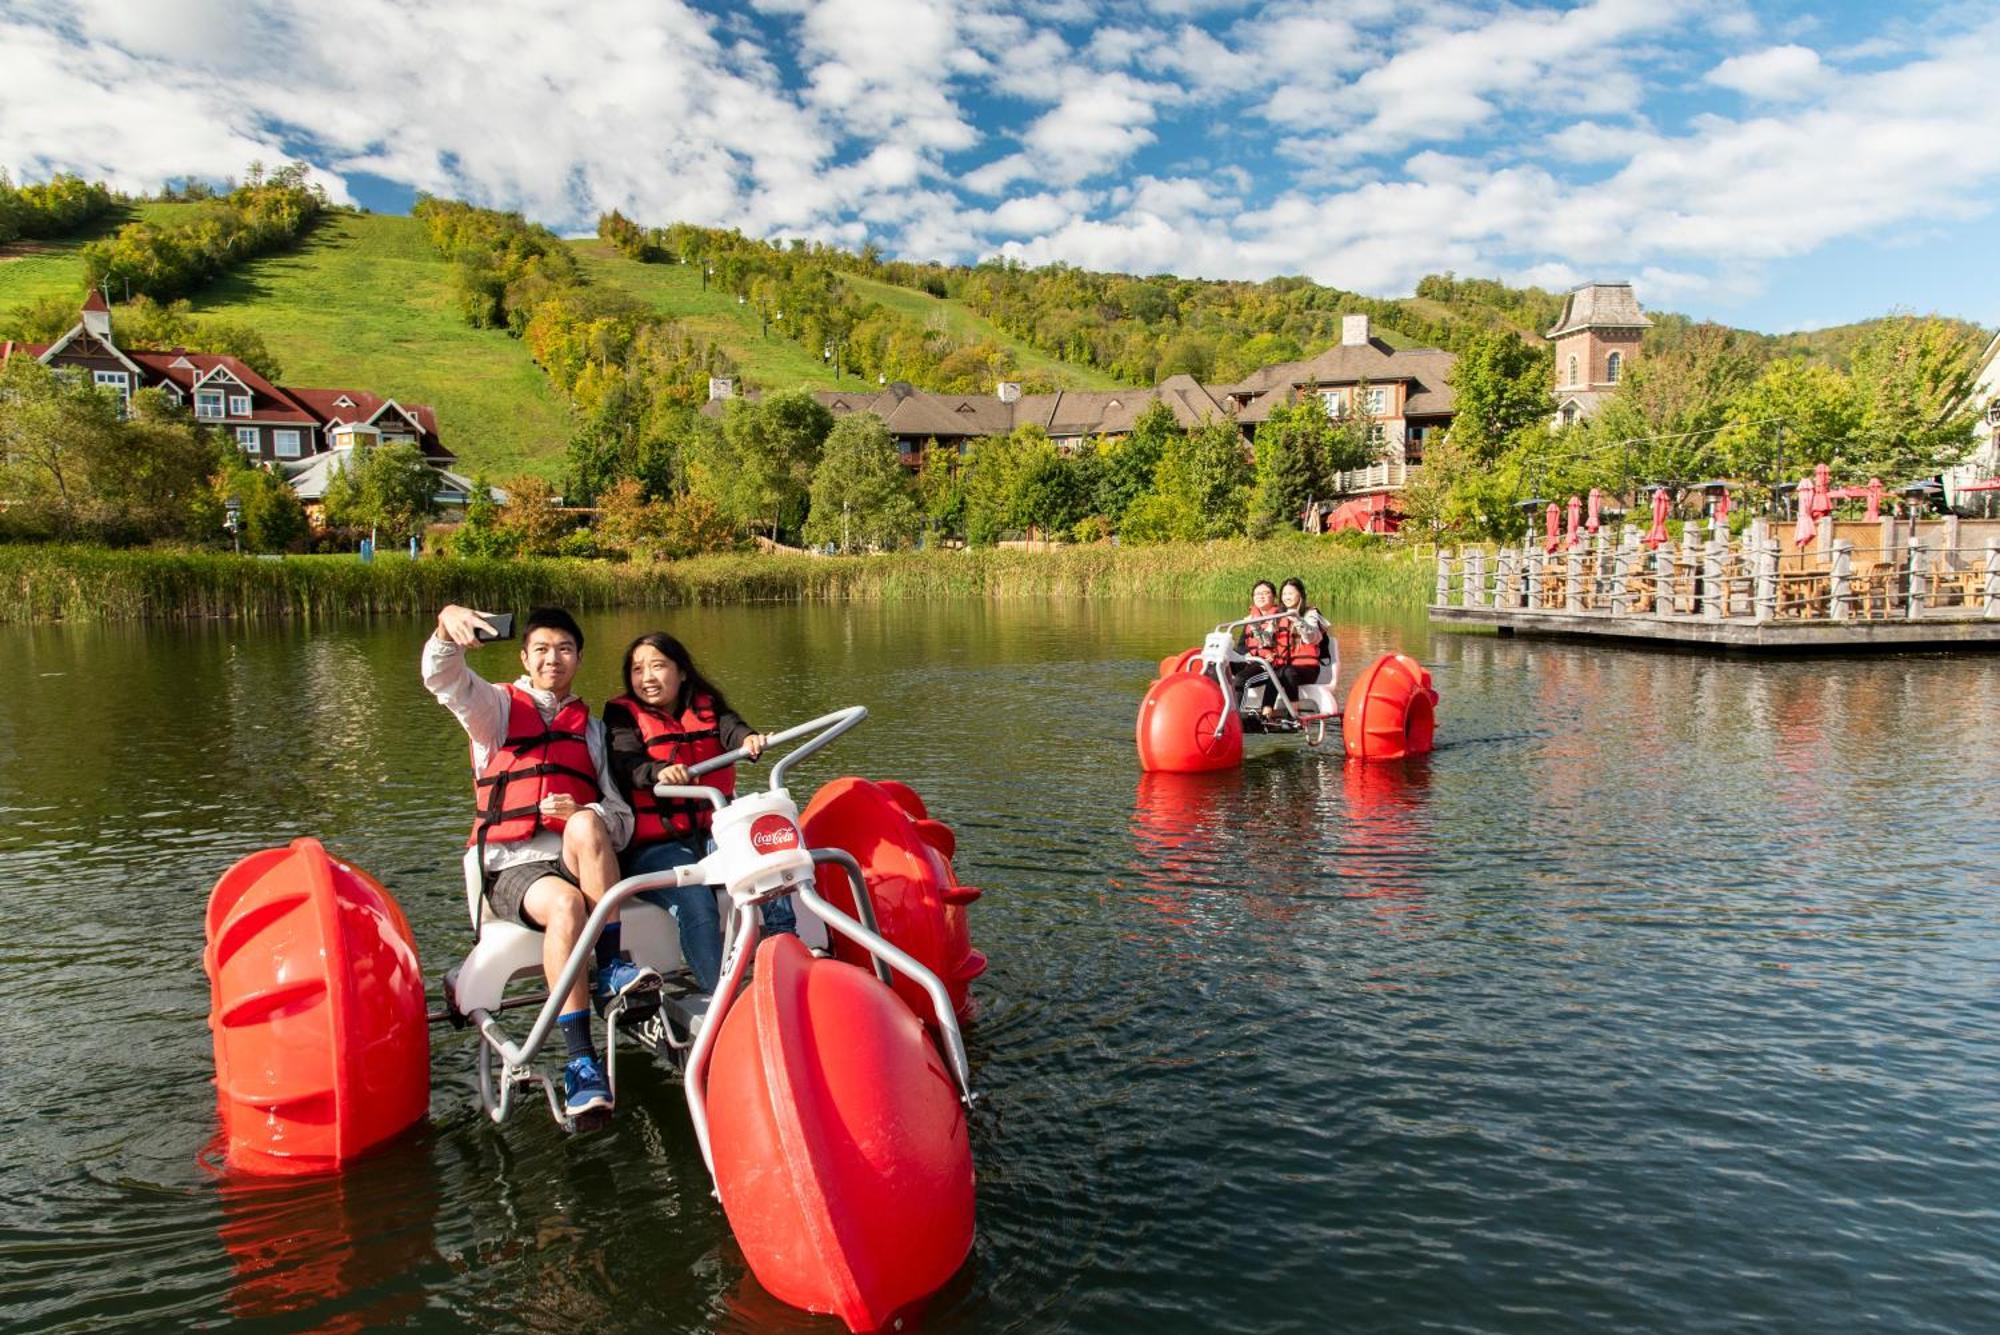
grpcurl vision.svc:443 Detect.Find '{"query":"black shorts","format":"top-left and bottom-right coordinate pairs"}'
top-left (486, 858), bottom-right (579, 927)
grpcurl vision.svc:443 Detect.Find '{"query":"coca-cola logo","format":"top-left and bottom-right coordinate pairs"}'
top-left (749, 813), bottom-right (800, 853)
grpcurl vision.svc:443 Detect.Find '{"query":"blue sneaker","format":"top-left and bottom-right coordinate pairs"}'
top-left (563, 1054), bottom-right (612, 1118)
top-left (592, 956), bottom-right (663, 1013)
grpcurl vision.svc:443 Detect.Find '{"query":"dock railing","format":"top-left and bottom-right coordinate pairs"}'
top-left (1431, 516), bottom-right (2000, 624)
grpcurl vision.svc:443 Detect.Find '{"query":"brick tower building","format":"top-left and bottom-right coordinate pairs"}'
top-left (1547, 282), bottom-right (1651, 424)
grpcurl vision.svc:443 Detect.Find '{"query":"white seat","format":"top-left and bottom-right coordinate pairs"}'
top-left (450, 848), bottom-right (828, 1017)
top-left (1298, 641), bottom-right (1341, 717)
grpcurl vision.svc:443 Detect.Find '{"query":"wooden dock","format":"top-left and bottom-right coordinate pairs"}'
top-left (1429, 515), bottom-right (2000, 654)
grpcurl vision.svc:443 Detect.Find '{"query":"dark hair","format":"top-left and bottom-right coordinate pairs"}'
top-left (621, 632), bottom-right (735, 718)
top-left (523, 606), bottom-right (584, 653)
top-left (1281, 577), bottom-right (1311, 607)
top-left (1250, 579), bottom-right (1277, 601)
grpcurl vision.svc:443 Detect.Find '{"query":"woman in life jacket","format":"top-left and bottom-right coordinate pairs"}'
top-left (1261, 576), bottom-right (1331, 717)
top-left (602, 632), bottom-right (777, 992)
top-left (1233, 579), bottom-right (1281, 706)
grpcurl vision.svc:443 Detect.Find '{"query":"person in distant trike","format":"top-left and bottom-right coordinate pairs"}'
top-left (1257, 577), bottom-right (1330, 717)
top-left (1232, 579), bottom-right (1281, 703)
top-left (602, 632), bottom-right (791, 994)
top-left (424, 604), bottom-right (658, 1121)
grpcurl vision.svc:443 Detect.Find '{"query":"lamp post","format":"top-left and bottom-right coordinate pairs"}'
top-left (223, 496), bottom-right (242, 555)
top-left (843, 499), bottom-right (851, 555)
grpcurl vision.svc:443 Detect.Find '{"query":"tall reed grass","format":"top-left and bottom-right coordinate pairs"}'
top-left (0, 539), bottom-right (1429, 624)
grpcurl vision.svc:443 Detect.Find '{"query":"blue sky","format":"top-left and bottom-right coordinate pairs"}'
top-left (3, 0), bottom-right (1996, 333)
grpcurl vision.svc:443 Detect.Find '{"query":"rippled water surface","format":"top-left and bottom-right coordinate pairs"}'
top-left (3, 599), bottom-right (1997, 1333)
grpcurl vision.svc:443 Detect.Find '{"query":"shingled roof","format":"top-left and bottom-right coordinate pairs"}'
top-left (1546, 283), bottom-right (1653, 337)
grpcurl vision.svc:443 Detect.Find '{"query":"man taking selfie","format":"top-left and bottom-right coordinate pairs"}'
top-left (423, 603), bottom-right (659, 1121)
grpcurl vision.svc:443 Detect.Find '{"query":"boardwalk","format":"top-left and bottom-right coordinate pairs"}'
top-left (1429, 514), bottom-right (2000, 652)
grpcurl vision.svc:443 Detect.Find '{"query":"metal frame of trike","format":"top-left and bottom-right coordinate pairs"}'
top-left (459, 705), bottom-right (977, 1162)
top-left (1199, 612), bottom-right (1337, 746)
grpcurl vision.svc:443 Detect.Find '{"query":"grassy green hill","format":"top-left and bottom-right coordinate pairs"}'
top-left (0, 201), bottom-right (199, 307)
top-left (569, 240), bottom-right (1123, 390)
top-left (0, 209), bottom-right (573, 478)
top-left (194, 213), bottom-right (570, 477)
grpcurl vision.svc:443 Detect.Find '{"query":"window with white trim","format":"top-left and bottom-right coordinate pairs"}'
top-left (228, 393), bottom-right (252, 416)
top-left (235, 426), bottom-right (260, 452)
top-left (1363, 386), bottom-right (1387, 415)
top-left (1606, 351), bottom-right (1623, 384)
top-left (1366, 424), bottom-right (1386, 448)
top-left (273, 428), bottom-right (302, 459)
top-left (1318, 389), bottom-right (1347, 417)
top-left (196, 390), bottom-right (224, 419)
top-left (1568, 354), bottom-right (1578, 387)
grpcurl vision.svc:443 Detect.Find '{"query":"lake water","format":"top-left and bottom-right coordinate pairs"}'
top-left (2, 599), bottom-right (1997, 1333)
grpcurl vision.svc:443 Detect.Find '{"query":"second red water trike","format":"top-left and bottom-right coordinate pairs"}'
top-left (1136, 612), bottom-right (1438, 772)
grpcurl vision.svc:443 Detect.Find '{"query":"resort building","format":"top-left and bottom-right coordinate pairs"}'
top-left (1548, 282), bottom-right (1650, 424)
top-left (0, 295), bottom-right (464, 504)
top-left (703, 314), bottom-right (1456, 501)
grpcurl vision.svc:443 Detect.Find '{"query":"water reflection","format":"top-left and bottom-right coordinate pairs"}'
top-left (215, 1137), bottom-right (440, 1331)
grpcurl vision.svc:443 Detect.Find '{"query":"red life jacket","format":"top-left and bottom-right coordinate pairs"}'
top-left (470, 687), bottom-right (600, 847)
top-left (609, 692), bottom-right (734, 845)
top-left (1243, 603), bottom-right (1279, 656)
top-left (1271, 609), bottom-right (1325, 671)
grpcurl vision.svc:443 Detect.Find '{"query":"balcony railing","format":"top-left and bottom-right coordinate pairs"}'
top-left (1332, 461), bottom-right (1414, 494)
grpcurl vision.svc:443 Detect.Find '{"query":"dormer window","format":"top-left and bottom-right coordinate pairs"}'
top-left (228, 393), bottom-right (252, 416)
top-left (195, 390), bottom-right (224, 420)
top-left (333, 395), bottom-right (355, 409)
top-left (954, 402), bottom-right (974, 414)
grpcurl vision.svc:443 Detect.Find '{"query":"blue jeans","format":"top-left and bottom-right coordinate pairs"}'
top-left (626, 838), bottom-right (723, 992)
top-left (624, 837), bottom-right (799, 990)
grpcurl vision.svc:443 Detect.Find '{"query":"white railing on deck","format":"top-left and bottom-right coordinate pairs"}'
top-left (1429, 518), bottom-right (2000, 624)
top-left (1333, 461), bottom-right (1412, 494)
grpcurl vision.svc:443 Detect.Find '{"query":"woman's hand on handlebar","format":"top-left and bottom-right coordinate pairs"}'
top-left (658, 762), bottom-right (692, 785)
top-left (744, 734), bottom-right (766, 761)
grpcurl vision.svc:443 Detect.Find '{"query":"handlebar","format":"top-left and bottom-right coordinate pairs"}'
top-left (1214, 611), bottom-right (1291, 634)
top-left (661, 705), bottom-right (868, 797)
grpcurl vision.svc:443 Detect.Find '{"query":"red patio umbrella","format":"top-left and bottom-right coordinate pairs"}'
top-left (1586, 488), bottom-right (1602, 535)
top-left (1643, 487), bottom-right (1670, 548)
top-left (1793, 476), bottom-right (1817, 548)
top-left (1544, 502), bottom-right (1560, 553)
top-left (1565, 495), bottom-right (1582, 549)
top-left (1865, 476), bottom-right (1884, 521)
top-left (1811, 463), bottom-right (1834, 520)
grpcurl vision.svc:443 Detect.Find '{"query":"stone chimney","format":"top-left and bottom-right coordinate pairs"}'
top-left (995, 381), bottom-right (1022, 404)
top-left (82, 289), bottom-right (113, 342)
top-left (1341, 314), bottom-right (1370, 347)
top-left (707, 376), bottom-right (735, 402)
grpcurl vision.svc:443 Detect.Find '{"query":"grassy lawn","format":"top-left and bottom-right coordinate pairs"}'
top-left (572, 239), bottom-right (1128, 392)
top-left (184, 212), bottom-right (571, 479)
top-left (569, 239), bottom-right (865, 389)
top-left (841, 274), bottom-right (1124, 388)
top-left (0, 202), bottom-right (204, 309)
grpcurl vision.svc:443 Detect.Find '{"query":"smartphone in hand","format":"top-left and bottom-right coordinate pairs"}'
top-left (473, 612), bottom-right (515, 643)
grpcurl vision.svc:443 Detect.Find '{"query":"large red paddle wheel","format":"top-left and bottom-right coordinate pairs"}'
top-left (203, 838), bottom-right (429, 1175)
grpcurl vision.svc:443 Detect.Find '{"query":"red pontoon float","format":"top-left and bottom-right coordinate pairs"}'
top-left (204, 708), bottom-right (982, 1332)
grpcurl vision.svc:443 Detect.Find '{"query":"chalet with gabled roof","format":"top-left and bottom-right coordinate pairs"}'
top-left (698, 312), bottom-right (1459, 515)
top-left (0, 296), bottom-right (452, 479)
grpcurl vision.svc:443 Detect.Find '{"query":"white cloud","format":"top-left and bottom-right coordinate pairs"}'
top-left (1, 0), bottom-right (1997, 328)
top-left (1705, 44), bottom-right (1829, 101)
